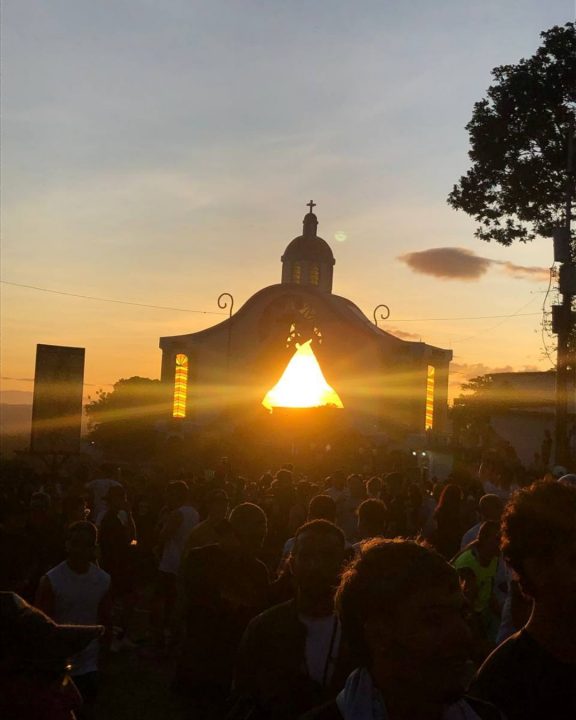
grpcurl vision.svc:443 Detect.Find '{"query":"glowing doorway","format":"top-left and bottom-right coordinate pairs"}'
top-left (262, 340), bottom-right (343, 411)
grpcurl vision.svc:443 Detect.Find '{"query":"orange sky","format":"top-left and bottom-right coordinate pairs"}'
top-left (2, 2), bottom-right (567, 413)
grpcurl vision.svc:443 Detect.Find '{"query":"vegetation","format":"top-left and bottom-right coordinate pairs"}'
top-left (448, 23), bottom-right (576, 246)
top-left (85, 377), bottom-right (167, 461)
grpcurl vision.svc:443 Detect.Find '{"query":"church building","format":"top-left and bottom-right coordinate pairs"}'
top-left (159, 204), bottom-right (452, 440)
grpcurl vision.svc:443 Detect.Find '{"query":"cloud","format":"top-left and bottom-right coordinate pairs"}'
top-left (398, 247), bottom-right (548, 282)
top-left (447, 362), bottom-right (542, 402)
top-left (498, 261), bottom-right (550, 281)
top-left (450, 362), bottom-right (516, 378)
top-left (383, 326), bottom-right (421, 341)
top-left (399, 247), bottom-right (491, 280)
top-left (449, 362), bottom-right (543, 398)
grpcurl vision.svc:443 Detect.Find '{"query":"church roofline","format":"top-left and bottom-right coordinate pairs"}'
top-left (159, 283), bottom-right (452, 360)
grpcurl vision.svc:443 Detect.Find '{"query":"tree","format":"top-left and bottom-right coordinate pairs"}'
top-left (453, 375), bottom-right (498, 438)
top-left (449, 23), bottom-right (576, 466)
top-left (448, 23), bottom-right (575, 246)
top-left (85, 377), bottom-right (168, 461)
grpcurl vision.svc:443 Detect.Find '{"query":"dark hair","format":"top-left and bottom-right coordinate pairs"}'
top-left (275, 469), bottom-right (292, 485)
top-left (327, 470), bottom-right (346, 489)
top-left (357, 499), bottom-right (387, 527)
top-left (366, 477), bottom-right (382, 493)
top-left (308, 494), bottom-right (336, 522)
top-left (480, 453), bottom-right (505, 475)
top-left (501, 481), bottom-right (576, 591)
top-left (258, 472), bottom-right (273, 489)
top-left (384, 472), bottom-right (405, 491)
top-left (30, 492), bottom-right (51, 510)
top-left (229, 502), bottom-right (267, 529)
top-left (206, 489), bottom-right (228, 509)
top-left (213, 519), bottom-right (236, 540)
top-left (476, 520), bottom-right (499, 544)
top-left (167, 481), bottom-right (188, 505)
top-left (294, 519), bottom-right (345, 549)
top-left (66, 521), bottom-right (97, 543)
top-left (335, 538), bottom-right (455, 663)
top-left (434, 484), bottom-right (462, 519)
top-left (295, 480), bottom-right (312, 502)
top-left (478, 494), bottom-right (503, 519)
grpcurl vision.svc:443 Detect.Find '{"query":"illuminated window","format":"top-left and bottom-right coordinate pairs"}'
top-left (310, 265), bottom-right (320, 285)
top-left (425, 365), bottom-right (435, 431)
top-left (292, 264), bottom-right (302, 284)
top-left (172, 353), bottom-right (188, 418)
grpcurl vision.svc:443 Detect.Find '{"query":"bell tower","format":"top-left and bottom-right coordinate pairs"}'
top-left (281, 201), bottom-right (335, 293)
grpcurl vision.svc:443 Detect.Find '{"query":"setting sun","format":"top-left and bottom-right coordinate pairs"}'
top-left (262, 340), bottom-right (344, 411)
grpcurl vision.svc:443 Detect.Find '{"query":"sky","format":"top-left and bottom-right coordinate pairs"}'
top-left (1, 0), bottom-right (574, 414)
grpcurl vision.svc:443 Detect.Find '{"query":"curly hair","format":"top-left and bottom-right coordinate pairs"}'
top-left (500, 480), bottom-right (576, 592)
top-left (335, 538), bottom-right (455, 664)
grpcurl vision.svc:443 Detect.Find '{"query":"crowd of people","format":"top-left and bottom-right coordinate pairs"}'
top-left (0, 453), bottom-right (575, 719)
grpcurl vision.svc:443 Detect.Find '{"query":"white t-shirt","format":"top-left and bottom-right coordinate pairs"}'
top-left (159, 505), bottom-right (200, 574)
top-left (299, 614), bottom-right (341, 687)
top-left (46, 561), bottom-right (110, 676)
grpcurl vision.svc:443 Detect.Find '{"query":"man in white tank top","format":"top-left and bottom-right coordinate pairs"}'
top-left (152, 481), bottom-right (199, 651)
top-left (36, 521), bottom-right (112, 717)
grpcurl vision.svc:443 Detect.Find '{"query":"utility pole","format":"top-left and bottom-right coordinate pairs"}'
top-left (552, 117), bottom-right (575, 467)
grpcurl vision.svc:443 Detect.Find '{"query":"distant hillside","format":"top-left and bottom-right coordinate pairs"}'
top-left (0, 390), bottom-right (34, 405)
top-left (0, 403), bottom-right (32, 456)
top-left (0, 403), bottom-right (32, 436)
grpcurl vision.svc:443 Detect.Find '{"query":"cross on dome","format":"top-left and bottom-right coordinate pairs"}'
top-left (307, 200), bottom-right (316, 213)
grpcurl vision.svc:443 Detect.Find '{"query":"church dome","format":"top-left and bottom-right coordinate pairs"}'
top-left (281, 204), bottom-right (335, 293)
top-left (282, 219), bottom-right (335, 265)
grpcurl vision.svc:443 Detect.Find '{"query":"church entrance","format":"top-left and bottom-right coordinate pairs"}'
top-left (262, 340), bottom-right (344, 411)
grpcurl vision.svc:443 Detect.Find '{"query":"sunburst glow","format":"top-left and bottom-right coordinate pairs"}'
top-left (262, 340), bottom-right (344, 411)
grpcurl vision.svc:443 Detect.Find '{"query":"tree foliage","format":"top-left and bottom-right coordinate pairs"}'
top-left (448, 23), bottom-right (576, 246)
top-left (452, 375), bottom-right (508, 450)
top-left (454, 374), bottom-right (502, 418)
top-left (85, 376), bottom-right (168, 461)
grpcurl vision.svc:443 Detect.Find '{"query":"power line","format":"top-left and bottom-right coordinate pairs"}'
top-left (0, 281), bottom-right (227, 315)
top-left (0, 375), bottom-right (114, 387)
top-left (1, 278), bottom-right (543, 322)
top-left (450, 296), bottom-right (540, 344)
top-left (391, 312), bottom-right (540, 322)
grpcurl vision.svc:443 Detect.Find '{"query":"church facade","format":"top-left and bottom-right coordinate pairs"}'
top-left (159, 205), bottom-right (452, 440)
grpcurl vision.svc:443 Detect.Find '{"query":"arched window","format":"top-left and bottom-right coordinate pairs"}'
top-left (172, 353), bottom-right (188, 418)
top-left (309, 265), bottom-right (320, 286)
top-left (291, 264), bottom-right (302, 284)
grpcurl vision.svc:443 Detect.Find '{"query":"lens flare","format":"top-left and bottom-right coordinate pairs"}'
top-left (262, 340), bottom-right (344, 411)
